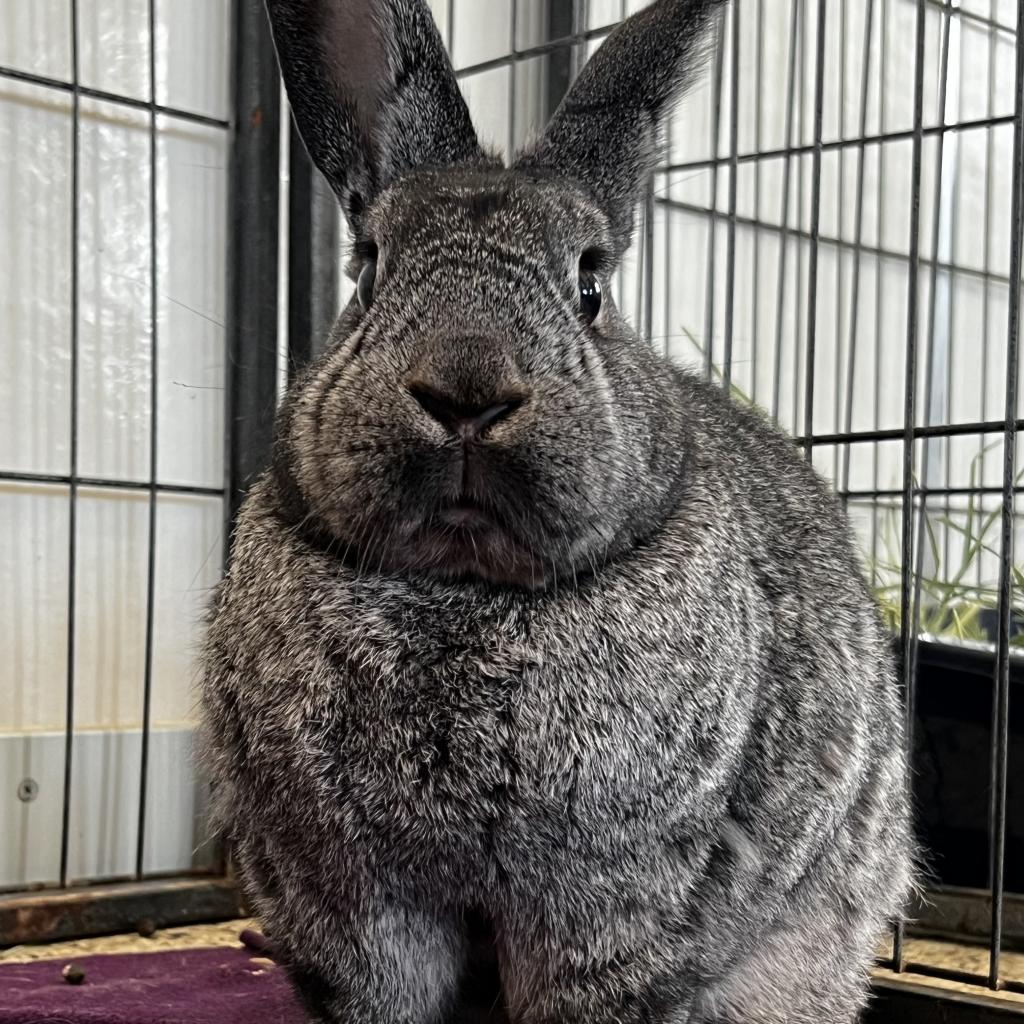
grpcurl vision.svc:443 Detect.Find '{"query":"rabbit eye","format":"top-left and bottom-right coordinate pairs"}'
top-left (579, 270), bottom-right (602, 325)
top-left (357, 260), bottom-right (377, 312)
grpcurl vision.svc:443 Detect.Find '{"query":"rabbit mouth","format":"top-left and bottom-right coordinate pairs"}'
top-left (434, 499), bottom-right (493, 531)
top-left (394, 501), bottom-right (545, 587)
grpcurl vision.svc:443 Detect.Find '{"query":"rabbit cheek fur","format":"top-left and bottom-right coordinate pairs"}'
top-left (201, 1), bottom-right (913, 1022)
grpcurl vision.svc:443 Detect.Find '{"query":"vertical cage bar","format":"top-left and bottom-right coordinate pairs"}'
top-left (722, 1), bottom-right (740, 390)
top-left (59, 0), bottom-right (82, 890)
top-left (287, 127), bottom-right (340, 375)
top-left (507, 0), bottom-right (519, 157)
top-left (703, 10), bottom-right (727, 380)
top-left (870, 0), bottom-right (890, 585)
top-left (546, 0), bottom-right (574, 120)
top-left (913, 1), bottom-right (955, 666)
top-left (987, 0), bottom-right (1024, 988)
top-left (642, 178), bottom-right (656, 343)
top-left (840, 0), bottom-right (876, 496)
top-left (832, 0), bottom-right (847, 486)
top-left (772, 0), bottom-right (802, 422)
top-left (892, 0), bottom-right (929, 974)
top-left (791, 0), bottom-right (808, 437)
top-left (803, 0), bottom-right (828, 457)
top-left (135, 0), bottom-right (161, 880)
top-left (663, 99), bottom-right (674, 358)
top-left (751, 0), bottom-right (764, 403)
top-left (978, 0), bottom-right (998, 589)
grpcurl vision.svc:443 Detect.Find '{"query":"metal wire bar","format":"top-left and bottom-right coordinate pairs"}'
top-left (0, 64), bottom-right (229, 129)
top-left (831, 0), bottom-right (848, 486)
top-left (58, 0), bottom-right (81, 893)
top-left (771, 0), bottom-right (802, 422)
top-left (870, 0), bottom-right (889, 598)
top-left (135, 0), bottom-right (160, 883)
top-left (792, 0), bottom-right (808, 438)
top-left (803, 0), bottom-right (828, 457)
top-left (892, 0), bottom-right (928, 973)
top-left (977, 0), bottom-right (999, 591)
top-left (660, 112), bottom-right (1018, 175)
top-left (642, 178), bottom-right (655, 343)
top-left (928, 0), bottom-right (1017, 34)
top-left (507, 0), bottom-right (519, 156)
top-left (751, 0), bottom-right (764, 405)
top-left (663, 68), bottom-right (674, 361)
top-left (703, 10), bottom-right (727, 382)
top-left (0, 470), bottom-right (223, 496)
top-left (839, 0), bottom-right (877, 496)
top-left (722, 2), bottom-right (740, 390)
top-left (655, 196), bottom-right (1024, 299)
top-left (907, 0), bottom-right (955, 790)
top-left (794, 420), bottom-right (1024, 446)
top-left (841, 485), bottom-right (1024, 499)
top-left (654, 195), bottom-right (1021, 290)
top-left (986, 0), bottom-right (1024, 987)
top-left (455, 21), bottom-right (615, 79)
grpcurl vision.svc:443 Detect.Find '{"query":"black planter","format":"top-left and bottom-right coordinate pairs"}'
top-left (910, 640), bottom-right (1024, 894)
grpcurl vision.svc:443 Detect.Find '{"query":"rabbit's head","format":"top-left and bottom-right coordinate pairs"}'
top-left (269, 0), bottom-right (724, 587)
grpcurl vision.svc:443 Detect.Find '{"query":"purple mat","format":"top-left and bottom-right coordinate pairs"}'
top-left (0, 946), bottom-right (305, 1024)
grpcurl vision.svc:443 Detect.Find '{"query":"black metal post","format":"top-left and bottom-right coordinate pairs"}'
top-left (226, 0), bottom-right (282, 531)
top-left (288, 123), bottom-right (339, 375)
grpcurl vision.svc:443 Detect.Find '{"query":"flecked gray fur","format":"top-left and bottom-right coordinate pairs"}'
top-left (201, 1), bottom-right (913, 1021)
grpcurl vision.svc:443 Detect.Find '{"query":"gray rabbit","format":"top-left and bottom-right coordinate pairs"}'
top-left (200, 0), bottom-right (913, 1021)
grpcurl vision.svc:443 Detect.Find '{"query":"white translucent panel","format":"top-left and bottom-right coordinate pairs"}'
top-left (0, 725), bottom-right (214, 887)
top-left (156, 0), bottom-right (230, 120)
top-left (657, 204), bottom-right (711, 369)
top-left (811, 443), bottom-right (838, 488)
top-left (65, 725), bottom-right (142, 883)
top-left (451, 0), bottom-right (512, 69)
top-left (151, 493), bottom-right (223, 726)
top-left (807, 243), bottom-right (846, 437)
top-left (78, 0), bottom-right (149, 101)
top-left (981, 123), bottom-right (1017, 280)
top-left (0, 0), bottom-right (72, 80)
top-left (869, 139), bottom-right (914, 257)
top-left (0, 732), bottom-right (65, 887)
top-left (460, 67), bottom-right (511, 153)
top-left (0, 483), bottom-right (70, 733)
top-left (142, 726), bottom-right (217, 875)
top-left (62, 725), bottom-right (205, 883)
top-left (511, 55), bottom-right (548, 151)
top-left (586, 0), bottom-right (627, 31)
top-left (843, 438), bottom-right (883, 493)
top-left (77, 97), bottom-right (152, 483)
top-left (664, 54), bottom-right (720, 168)
top-left (73, 488), bottom-right (148, 730)
top-left (157, 116), bottom-right (228, 488)
top-left (515, 0), bottom-right (549, 51)
top-left (426, 0), bottom-right (451, 48)
top-left (0, 80), bottom-right (73, 476)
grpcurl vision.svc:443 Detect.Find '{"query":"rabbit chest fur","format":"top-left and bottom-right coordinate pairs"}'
top-left (203, 378), bottom-right (910, 1024)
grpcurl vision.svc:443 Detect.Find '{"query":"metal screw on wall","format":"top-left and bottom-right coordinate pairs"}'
top-left (17, 778), bottom-right (39, 803)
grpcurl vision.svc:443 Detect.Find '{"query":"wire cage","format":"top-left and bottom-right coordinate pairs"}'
top-left (1, 0), bottom-right (232, 909)
top-left (2, 0), bottom-right (1023, 1019)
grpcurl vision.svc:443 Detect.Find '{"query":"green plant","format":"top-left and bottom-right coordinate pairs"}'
top-left (865, 444), bottom-right (1023, 647)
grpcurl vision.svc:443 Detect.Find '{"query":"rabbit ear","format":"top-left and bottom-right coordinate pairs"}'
top-left (516, 0), bottom-right (725, 254)
top-left (265, 0), bottom-right (485, 232)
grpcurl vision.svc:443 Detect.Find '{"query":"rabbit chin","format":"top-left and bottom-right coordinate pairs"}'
top-left (383, 517), bottom-right (550, 589)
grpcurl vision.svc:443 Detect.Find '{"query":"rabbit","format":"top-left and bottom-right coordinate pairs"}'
top-left (200, 0), bottom-right (914, 1022)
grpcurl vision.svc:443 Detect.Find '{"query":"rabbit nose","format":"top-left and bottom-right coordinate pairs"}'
top-left (407, 383), bottom-right (524, 439)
